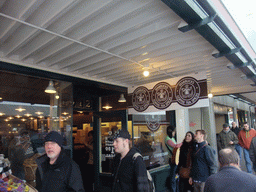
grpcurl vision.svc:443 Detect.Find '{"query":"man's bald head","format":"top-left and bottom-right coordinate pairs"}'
top-left (219, 148), bottom-right (240, 168)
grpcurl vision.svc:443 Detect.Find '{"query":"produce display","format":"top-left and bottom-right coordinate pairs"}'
top-left (0, 176), bottom-right (30, 192)
top-left (0, 154), bottom-right (38, 192)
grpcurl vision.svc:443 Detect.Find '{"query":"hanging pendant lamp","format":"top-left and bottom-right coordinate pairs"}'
top-left (45, 80), bottom-right (56, 94)
top-left (118, 94), bottom-right (126, 103)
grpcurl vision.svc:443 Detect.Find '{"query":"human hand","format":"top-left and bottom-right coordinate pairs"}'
top-left (189, 177), bottom-right (193, 185)
top-left (229, 141), bottom-right (233, 145)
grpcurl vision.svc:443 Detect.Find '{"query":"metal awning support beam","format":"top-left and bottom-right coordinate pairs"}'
top-left (227, 61), bottom-right (253, 69)
top-left (235, 61), bottom-right (253, 68)
top-left (212, 47), bottom-right (242, 58)
top-left (163, 0), bottom-right (256, 85)
top-left (178, 14), bottom-right (217, 33)
top-left (241, 74), bottom-right (255, 80)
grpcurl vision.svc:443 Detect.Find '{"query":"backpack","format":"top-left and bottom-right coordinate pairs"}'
top-left (132, 152), bottom-right (156, 192)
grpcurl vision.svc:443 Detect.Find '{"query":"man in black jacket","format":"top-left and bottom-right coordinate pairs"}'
top-left (230, 122), bottom-right (242, 159)
top-left (36, 131), bottom-right (84, 192)
top-left (112, 129), bottom-right (150, 192)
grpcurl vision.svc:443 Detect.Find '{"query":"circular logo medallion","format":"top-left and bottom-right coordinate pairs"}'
top-left (145, 115), bottom-right (161, 132)
top-left (132, 86), bottom-right (150, 112)
top-left (151, 82), bottom-right (173, 109)
top-left (175, 77), bottom-right (200, 107)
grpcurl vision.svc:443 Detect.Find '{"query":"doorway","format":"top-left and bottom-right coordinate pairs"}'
top-left (72, 110), bottom-right (128, 192)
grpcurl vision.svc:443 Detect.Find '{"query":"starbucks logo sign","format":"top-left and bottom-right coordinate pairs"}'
top-left (145, 115), bottom-right (161, 132)
top-left (151, 82), bottom-right (173, 109)
top-left (132, 86), bottom-right (150, 112)
top-left (175, 77), bottom-right (200, 107)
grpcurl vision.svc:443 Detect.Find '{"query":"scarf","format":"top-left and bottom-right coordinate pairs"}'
top-left (246, 130), bottom-right (250, 138)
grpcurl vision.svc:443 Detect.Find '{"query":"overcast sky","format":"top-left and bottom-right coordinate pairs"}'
top-left (221, 0), bottom-right (256, 52)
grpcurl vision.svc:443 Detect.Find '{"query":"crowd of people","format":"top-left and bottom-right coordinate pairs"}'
top-left (165, 121), bottom-right (256, 192)
top-left (165, 126), bottom-right (217, 192)
top-left (4, 121), bottom-right (256, 192)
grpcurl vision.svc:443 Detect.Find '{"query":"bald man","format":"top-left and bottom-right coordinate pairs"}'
top-left (204, 148), bottom-right (256, 192)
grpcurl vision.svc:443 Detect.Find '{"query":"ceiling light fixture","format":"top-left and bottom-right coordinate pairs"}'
top-left (143, 70), bottom-right (149, 77)
top-left (208, 93), bottom-right (213, 98)
top-left (118, 94), bottom-right (126, 103)
top-left (24, 113), bottom-right (32, 117)
top-left (35, 111), bottom-right (44, 115)
top-left (45, 80), bottom-right (56, 94)
top-left (0, 112), bottom-right (5, 116)
top-left (102, 103), bottom-right (112, 110)
top-left (15, 108), bottom-right (26, 112)
top-left (142, 64), bottom-right (150, 77)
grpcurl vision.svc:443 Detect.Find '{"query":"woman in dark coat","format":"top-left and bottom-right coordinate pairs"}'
top-left (177, 131), bottom-right (194, 192)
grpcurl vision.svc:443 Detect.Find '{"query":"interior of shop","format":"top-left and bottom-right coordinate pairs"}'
top-left (0, 69), bottom-right (178, 191)
top-left (0, 70), bottom-right (75, 186)
top-left (0, 69), bottom-right (129, 189)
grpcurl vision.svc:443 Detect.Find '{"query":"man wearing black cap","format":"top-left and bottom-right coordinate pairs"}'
top-left (35, 131), bottom-right (85, 192)
top-left (112, 129), bottom-right (150, 192)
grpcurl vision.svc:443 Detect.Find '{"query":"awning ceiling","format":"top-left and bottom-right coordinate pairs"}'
top-left (0, 0), bottom-right (256, 104)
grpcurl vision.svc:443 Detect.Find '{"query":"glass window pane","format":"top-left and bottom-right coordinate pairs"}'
top-left (100, 121), bottom-right (121, 173)
top-left (0, 71), bottom-right (73, 185)
top-left (132, 114), bottom-right (169, 169)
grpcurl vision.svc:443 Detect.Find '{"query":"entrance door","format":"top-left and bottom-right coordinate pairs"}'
top-left (93, 110), bottom-right (128, 192)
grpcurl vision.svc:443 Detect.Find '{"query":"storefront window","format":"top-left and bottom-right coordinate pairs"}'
top-left (99, 113), bottom-right (169, 173)
top-left (0, 71), bottom-right (73, 184)
top-left (131, 114), bottom-right (169, 169)
top-left (100, 121), bottom-right (121, 173)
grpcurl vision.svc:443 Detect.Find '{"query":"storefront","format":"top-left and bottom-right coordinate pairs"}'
top-left (212, 95), bottom-right (256, 131)
top-left (0, 63), bottom-right (127, 191)
top-left (115, 71), bottom-right (214, 191)
top-left (2, 63), bottom-right (244, 191)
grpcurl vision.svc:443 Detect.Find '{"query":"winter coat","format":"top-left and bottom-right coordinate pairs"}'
top-left (190, 141), bottom-right (217, 182)
top-left (230, 126), bottom-right (241, 137)
top-left (249, 136), bottom-right (256, 165)
top-left (112, 147), bottom-right (150, 192)
top-left (217, 130), bottom-right (238, 151)
top-left (177, 141), bottom-right (193, 171)
top-left (238, 129), bottom-right (256, 150)
top-left (204, 166), bottom-right (256, 192)
top-left (35, 149), bottom-right (85, 192)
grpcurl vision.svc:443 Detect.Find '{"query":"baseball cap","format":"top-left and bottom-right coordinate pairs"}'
top-left (112, 129), bottom-right (131, 140)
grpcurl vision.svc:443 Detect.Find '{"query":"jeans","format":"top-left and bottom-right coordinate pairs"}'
top-left (169, 163), bottom-right (178, 192)
top-left (235, 144), bottom-right (242, 160)
top-left (242, 147), bottom-right (253, 173)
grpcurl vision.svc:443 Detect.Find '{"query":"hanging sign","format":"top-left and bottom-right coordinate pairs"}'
top-left (128, 72), bottom-right (209, 114)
